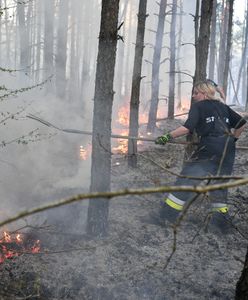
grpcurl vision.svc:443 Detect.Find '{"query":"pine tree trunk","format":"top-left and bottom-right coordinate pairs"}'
top-left (218, 0), bottom-right (228, 86)
top-left (235, 246), bottom-right (248, 299)
top-left (177, 0), bottom-right (183, 109)
top-left (186, 0), bottom-right (213, 159)
top-left (26, 0), bottom-right (32, 76)
top-left (167, 0), bottom-right (177, 119)
top-left (35, 0), bottom-right (42, 83)
top-left (147, 0), bottom-right (167, 133)
top-left (223, 0), bottom-right (234, 95)
top-left (208, 0), bottom-right (217, 80)
top-left (43, 0), bottom-right (55, 92)
top-left (17, 2), bottom-right (29, 72)
top-left (128, 0), bottom-right (148, 167)
top-left (115, 1), bottom-right (128, 102)
top-left (4, 0), bottom-right (10, 65)
top-left (55, 0), bottom-right (69, 99)
top-left (124, 3), bottom-right (134, 99)
top-left (233, 2), bottom-right (248, 103)
top-left (87, 0), bottom-right (120, 238)
top-left (80, 1), bottom-right (91, 106)
top-left (194, 0), bottom-right (213, 83)
top-left (68, 0), bottom-right (77, 101)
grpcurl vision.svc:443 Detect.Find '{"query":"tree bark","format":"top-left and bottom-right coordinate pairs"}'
top-left (232, 2), bottom-right (248, 103)
top-left (35, 0), bottom-right (42, 83)
top-left (55, 0), bottom-right (69, 99)
top-left (194, 0), bottom-right (213, 83)
top-left (128, 0), bottom-right (148, 167)
top-left (4, 0), bottom-right (10, 65)
top-left (177, 0), bottom-right (183, 110)
top-left (17, 2), bottom-right (29, 73)
top-left (218, 0), bottom-right (228, 86)
top-left (186, 0), bottom-right (213, 159)
top-left (80, 1), bottom-right (92, 106)
top-left (87, 0), bottom-right (120, 238)
top-left (223, 0), bottom-right (234, 95)
top-left (167, 0), bottom-right (177, 119)
top-left (43, 0), bottom-right (55, 92)
top-left (208, 0), bottom-right (217, 80)
top-left (147, 0), bottom-right (167, 133)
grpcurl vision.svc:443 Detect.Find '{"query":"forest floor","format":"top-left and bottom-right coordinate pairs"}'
top-left (1, 117), bottom-right (248, 299)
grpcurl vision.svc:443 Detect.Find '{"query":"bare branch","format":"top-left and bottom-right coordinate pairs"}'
top-left (1, 178), bottom-right (248, 228)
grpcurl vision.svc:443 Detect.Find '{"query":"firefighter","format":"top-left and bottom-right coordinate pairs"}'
top-left (155, 80), bottom-right (246, 233)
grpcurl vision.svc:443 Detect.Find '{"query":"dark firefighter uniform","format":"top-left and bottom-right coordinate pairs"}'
top-left (165, 99), bottom-right (246, 214)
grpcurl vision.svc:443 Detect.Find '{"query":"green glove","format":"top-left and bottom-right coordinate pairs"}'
top-left (155, 133), bottom-right (172, 145)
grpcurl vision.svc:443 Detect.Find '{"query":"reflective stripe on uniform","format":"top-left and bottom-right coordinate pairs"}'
top-left (165, 193), bottom-right (185, 211)
top-left (212, 203), bottom-right (229, 213)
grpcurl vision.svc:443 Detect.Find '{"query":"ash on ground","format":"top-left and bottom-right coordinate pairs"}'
top-left (0, 118), bottom-right (248, 300)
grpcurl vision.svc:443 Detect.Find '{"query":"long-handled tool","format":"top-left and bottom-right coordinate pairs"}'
top-left (27, 114), bottom-right (248, 149)
top-left (26, 114), bottom-right (192, 145)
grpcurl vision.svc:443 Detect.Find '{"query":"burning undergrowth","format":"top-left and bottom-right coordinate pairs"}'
top-left (0, 230), bottom-right (41, 264)
top-left (0, 119), bottom-right (248, 299)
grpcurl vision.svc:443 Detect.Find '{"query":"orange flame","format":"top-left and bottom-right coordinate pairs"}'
top-left (79, 144), bottom-right (92, 160)
top-left (0, 231), bottom-right (41, 264)
top-left (116, 106), bottom-right (129, 127)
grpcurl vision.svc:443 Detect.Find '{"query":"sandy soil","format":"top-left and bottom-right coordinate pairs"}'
top-left (0, 118), bottom-right (248, 299)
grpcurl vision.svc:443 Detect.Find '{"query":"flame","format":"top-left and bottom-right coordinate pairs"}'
top-left (113, 104), bottom-right (148, 154)
top-left (31, 240), bottom-right (41, 253)
top-left (116, 106), bottom-right (129, 127)
top-left (112, 130), bottom-right (128, 154)
top-left (79, 144), bottom-right (92, 160)
top-left (0, 231), bottom-right (41, 264)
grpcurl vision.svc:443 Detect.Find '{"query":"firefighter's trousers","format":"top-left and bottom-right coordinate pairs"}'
top-left (165, 136), bottom-right (236, 213)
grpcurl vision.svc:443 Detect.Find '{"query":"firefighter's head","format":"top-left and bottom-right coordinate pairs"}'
top-left (193, 81), bottom-right (218, 101)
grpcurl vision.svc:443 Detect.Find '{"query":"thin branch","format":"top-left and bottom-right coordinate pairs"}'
top-left (1, 178), bottom-right (248, 228)
top-left (138, 153), bottom-right (244, 180)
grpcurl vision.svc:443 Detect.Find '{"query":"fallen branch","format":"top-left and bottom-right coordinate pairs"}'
top-left (1, 177), bottom-right (248, 228)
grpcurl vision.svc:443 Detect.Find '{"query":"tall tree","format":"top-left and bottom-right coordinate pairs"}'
top-left (17, 2), bottom-right (29, 73)
top-left (218, 0), bottom-right (228, 86)
top-left (87, 0), bottom-right (120, 238)
top-left (80, 1), bottom-right (92, 106)
top-left (43, 0), bottom-right (55, 92)
top-left (55, 0), bottom-right (69, 99)
top-left (186, 0), bottom-right (213, 158)
top-left (147, 0), bottom-right (167, 133)
top-left (177, 0), bottom-right (183, 109)
top-left (194, 0), bottom-right (213, 83)
top-left (4, 0), bottom-right (10, 65)
top-left (35, 0), bottom-right (42, 83)
top-left (223, 0), bottom-right (234, 95)
top-left (167, 0), bottom-right (177, 119)
top-left (128, 0), bottom-right (148, 167)
top-left (233, 3), bottom-right (248, 103)
top-left (208, 0), bottom-right (217, 80)
top-left (115, 1), bottom-right (128, 102)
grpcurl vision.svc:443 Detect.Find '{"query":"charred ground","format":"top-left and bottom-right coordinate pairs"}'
top-left (0, 118), bottom-right (248, 299)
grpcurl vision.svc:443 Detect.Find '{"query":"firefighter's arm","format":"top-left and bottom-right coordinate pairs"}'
top-left (233, 124), bottom-right (246, 139)
top-left (155, 126), bottom-right (189, 145)
top-left (169, 126), bottom-right (190, 138)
